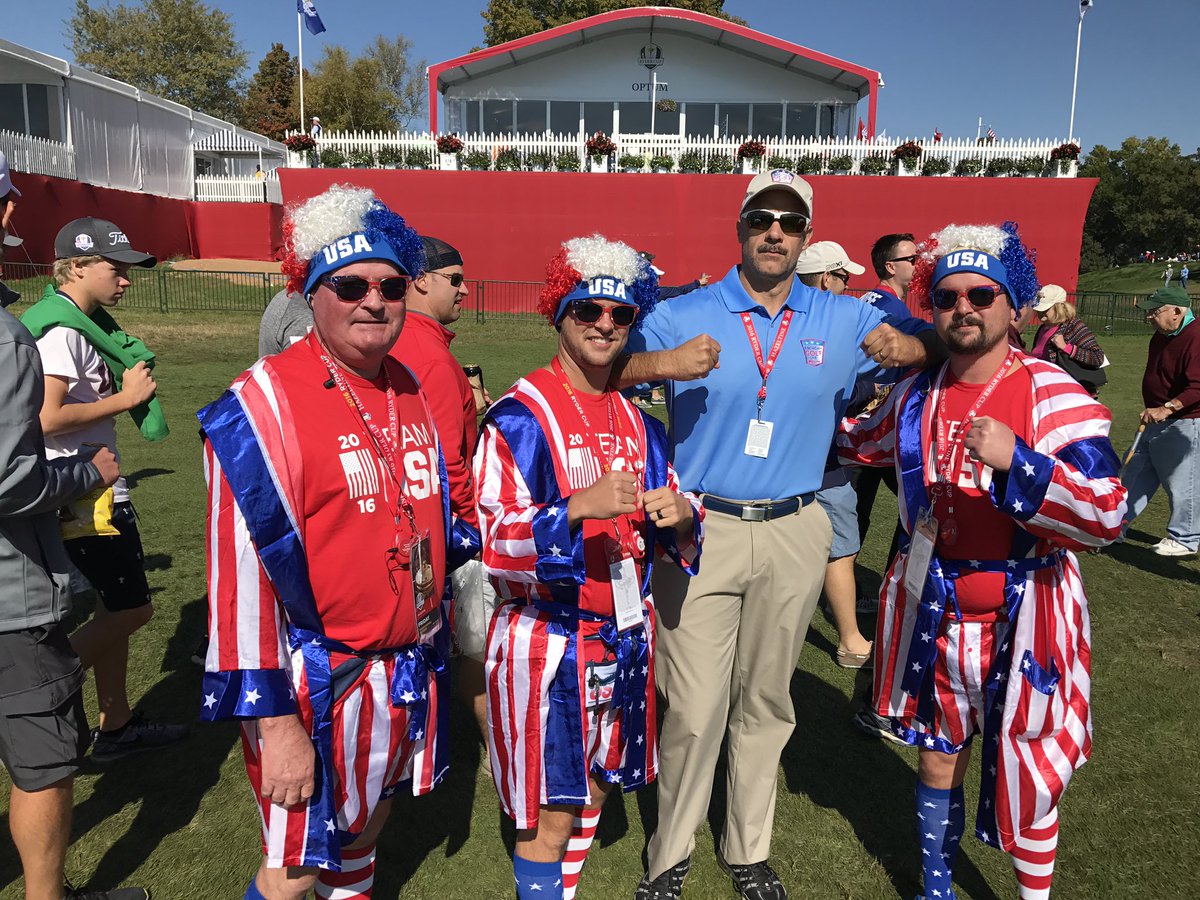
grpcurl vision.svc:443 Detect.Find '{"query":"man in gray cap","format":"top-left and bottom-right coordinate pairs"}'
top-left (22, 217), bottom-right (188, 763)
top-left (0, 149), bottom-right (22, 307)
top-left (1121, 285), bottom-right (1200, 556)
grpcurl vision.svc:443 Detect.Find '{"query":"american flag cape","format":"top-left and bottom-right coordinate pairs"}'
top-left (196, 356), bottom-right (454, 870)
top-left (838, 355), bottom-right (1126, 851)
top-left (474, 370), bottom-right (702, 824)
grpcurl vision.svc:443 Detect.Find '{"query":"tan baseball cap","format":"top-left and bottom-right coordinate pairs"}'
top-left (740, 169), bottom-right (813, 217)
top-left (795, 241), bottom-right (865, 276)
top-left (1032, 284), bottom-right (1067, 312)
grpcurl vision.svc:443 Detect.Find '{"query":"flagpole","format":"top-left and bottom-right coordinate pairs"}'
top-left (1068, 7), bottom-right (1085, 141)
top-left (297, 10), bottom-right (305, 131)
top-left (976, 117), bottom-right (982, 142)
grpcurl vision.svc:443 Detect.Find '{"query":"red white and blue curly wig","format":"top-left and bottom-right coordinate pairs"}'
top-left (537, 235), bottom-right (660, 327)
top-left (908, 221), bottom-right (1040, 311)
top-left (280, 184), bottom-right (425, 297)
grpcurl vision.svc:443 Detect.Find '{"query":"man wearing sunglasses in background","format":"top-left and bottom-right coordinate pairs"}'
top-left (619, 171), bottom-right (935, 900)
top-left (390, 236), bottom-right (494, 741)
top-left (200, 186), bottom-right (454, 900)
top-left (838, 225), bottom-right (1125, 900)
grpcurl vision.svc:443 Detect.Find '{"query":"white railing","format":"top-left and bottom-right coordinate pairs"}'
top-left (285, 131), bottom-right (1078, 176)
top-left (195, 174), bottom-right (283, 203)
top-left (0, 130), bottom-right (77, 180)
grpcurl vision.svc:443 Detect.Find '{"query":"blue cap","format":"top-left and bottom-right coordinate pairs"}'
top-left (932, 249), bottom-right (1016, 308)
top-left (554, 275), bottom-right (641, 324)
top-left (303, 231), bottom-right (409, 296)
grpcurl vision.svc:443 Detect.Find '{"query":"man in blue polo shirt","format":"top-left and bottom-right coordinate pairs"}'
top-left (619, 172), bottom-right (936, 900)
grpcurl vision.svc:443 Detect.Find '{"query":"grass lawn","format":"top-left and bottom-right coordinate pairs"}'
top-left (0, 306), bottom-right (1196, 899)
top-left (1076, 261), bottom-right (1197, 297)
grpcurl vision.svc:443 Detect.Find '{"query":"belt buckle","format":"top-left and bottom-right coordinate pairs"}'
top-left (740, 505), bottom-right (766, 522)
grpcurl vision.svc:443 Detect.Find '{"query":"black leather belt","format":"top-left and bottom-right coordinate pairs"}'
top-left (701, 493), bottom-right (816, 522)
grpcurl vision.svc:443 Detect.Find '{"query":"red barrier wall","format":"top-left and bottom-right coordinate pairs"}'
top-left (5, 173), bottom-right (282, 264)
top-left (279, 169), bottom-right (1097, 300)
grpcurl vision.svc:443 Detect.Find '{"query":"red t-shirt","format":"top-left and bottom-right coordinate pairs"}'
top-left (928, 363), bottom-right (1033, 618)
top-left (272, 335), bottom-right (447, 650)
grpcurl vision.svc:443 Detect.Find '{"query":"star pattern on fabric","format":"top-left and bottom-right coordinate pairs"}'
top-left (1011, 499), bottom-right (1024, 512)
top-left (244, 688), bottom-right (261, 705)
top-left (547, 506), bottom-right (561, 518)
top-left (549, 544), bottom-right (563, 557)
top-left (1021, 461), bottom-right (1036, 477)
top-left (203, 693), bottom-right (217, 709)
top-left (325, 818), bottom-right (336, 833)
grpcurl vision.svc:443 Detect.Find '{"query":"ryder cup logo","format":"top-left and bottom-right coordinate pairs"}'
top-left (770, 170), bottom-right (795, 184)
top-left (74, 233), bottom-right (94, 252)
top-left (639, 43), bottom-right (664, 69)
top-left (801, 339), bottom-right (825, 367)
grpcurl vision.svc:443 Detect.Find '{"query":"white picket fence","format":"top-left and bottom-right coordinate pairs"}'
top-left (285, 130), bottom-right (1078, 176)
top-left (0, 130), bottom-right (77, 180)
top-left (195, 174), bottom-right (283, 203)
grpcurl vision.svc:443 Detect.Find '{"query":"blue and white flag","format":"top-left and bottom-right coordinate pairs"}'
top-left (298, 0), bottom-right (326, 35)
top-left (1080, 0), bottom-right (1094, 19)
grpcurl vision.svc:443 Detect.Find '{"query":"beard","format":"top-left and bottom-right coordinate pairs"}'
top-left (942, 314), bottom-right (1007, 355)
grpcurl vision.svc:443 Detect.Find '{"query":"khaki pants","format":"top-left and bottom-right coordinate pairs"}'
top-left (647, 499), bottom-right (831, 875)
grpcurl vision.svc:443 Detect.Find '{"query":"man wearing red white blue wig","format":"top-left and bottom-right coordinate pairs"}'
top-left (473, 235), bottom-right (703, 900)
top-left (839, 223), bottom-right (1127, 900)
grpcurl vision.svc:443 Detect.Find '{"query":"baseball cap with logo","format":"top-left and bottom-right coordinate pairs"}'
top-left (1031, 284), bottom-right (1068, 313)
top-left (795, 241), bottom-right (865, 276)
top-left (1137, 284), bottom-right (1191, 311)
top-left (53, 217), bottom-right (157, 267)
top-left (740, 169), bottom-right (814, 218)
top-left (0, 150), bottom-right (21, 201)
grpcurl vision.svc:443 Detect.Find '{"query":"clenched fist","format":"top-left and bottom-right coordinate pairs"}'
top-left (962, 415), bottom-right (1015, 472)
top-left (642, 487), bottom-right (694, 531)
top-left (668, 334), bottom-right (721, 380)
top-left (568, 470), bottom-right (640, 525)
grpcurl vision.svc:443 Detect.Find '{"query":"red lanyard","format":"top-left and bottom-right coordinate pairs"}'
top-left (932, 351), bottom-right (1015, 489)
top-left (319, 350), bottom-right (417, 534)
top-left (740, 309), bottom-right (793, 418)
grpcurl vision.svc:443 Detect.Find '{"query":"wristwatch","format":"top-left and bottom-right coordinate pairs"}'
top-left (1163, 399), bottom-right (1181, 413)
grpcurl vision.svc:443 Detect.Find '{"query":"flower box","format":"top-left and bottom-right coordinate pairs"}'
top-left (439, 153), bottom-right (459, 171)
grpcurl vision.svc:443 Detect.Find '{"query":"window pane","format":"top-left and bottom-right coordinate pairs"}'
top-left (685, 103), bottom-right (715, 138)
top-left (654, 104), bottom-right (680, 135)
top-left (751, 103), bottom-right (783, 139)
top-left (819, 105), bottom-right (835, 138)
top-left (785, 104), bottom-right (817, 139)
top-left (446, 100), bottom-right (463, 132)
top-left (0, 85), bottom-right (24, 133)
top-left (44, 86), bottom-right (65, 141)
top-left (550, 101), bottom-right (579, 135)
top-left (465, 100), bottom-right (481, 133)
top-left (620, 101), bottom-right (651, 135)
top-left (515, 100), bottom-right (547, 134)
top-left (583, 102), bottom-right (613, 135)
top-left (26, 84), bottom-right (51, 139)
top-left (834, 104), bottom-right (852, 138)
top-left (718, 103), bottom-right (749, 138)
top-left (483, 100), bottom-right (513, 134)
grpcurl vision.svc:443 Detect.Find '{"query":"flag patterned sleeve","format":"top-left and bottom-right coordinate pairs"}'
top-left (200, 440), bottom-right (298, 721)
top-left (657, 456), bottom-right (703, 572)
top-left (473, 407), bottom-right (585, 588)
top-left (989, 363), bottom-right (1127, 550)
top-left (835, 374), bottom-right (912, 467)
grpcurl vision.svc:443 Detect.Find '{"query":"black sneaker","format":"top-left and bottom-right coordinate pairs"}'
top-left (852, 704), bottom-right (908, 746)
top-left (634, 857), bottom-right (691, 900)
top-left (90, 713), bottom-right (189, 764)
top-left (716, 854), bottom-right (787, 900)
top-left (65, 880), bottom-right (151, 899)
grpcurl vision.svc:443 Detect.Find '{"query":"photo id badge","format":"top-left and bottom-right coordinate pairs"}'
top-left (610, 557), bottom-right (644, 632)
top-left (410, 530), bottom-right (441, 640)
top-left (903, 508), bottom-right (938, 605)
top-left (744, 418), bottom-right (774, 458)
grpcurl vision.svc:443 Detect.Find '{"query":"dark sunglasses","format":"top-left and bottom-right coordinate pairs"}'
top-left (931, 285), bottom-right (1008, 310)
top-left (741, 209), bottom-right (810, 236)
top-left (828, 270), bottom-right (851, 285)
top-left (321, 275), bottom-right (409, 302)
top-left (570, 300), bottom-right (637, 327)
top-left (889, 254), bottom-right (919, 265)
top-left (428, 270), bottom-right (465, 288)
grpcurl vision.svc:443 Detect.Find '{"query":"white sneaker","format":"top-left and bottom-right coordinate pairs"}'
top-left (1152, 537), bottom-right (1198, 557)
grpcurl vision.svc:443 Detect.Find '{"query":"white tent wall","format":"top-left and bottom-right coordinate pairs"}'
top-left (67, 70), bottom-right (143, 192)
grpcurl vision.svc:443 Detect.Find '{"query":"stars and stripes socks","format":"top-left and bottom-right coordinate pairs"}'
top-left (1009, 808), bottom-right (1059, 900)
top-left (315, 843), bottom-right (377, 899)
top-left (915, 780), bottom-right (964, 900)
top-left (561, 807), bottom-right (601, 900)
top-left (514, 854), bottom-right (564, 899)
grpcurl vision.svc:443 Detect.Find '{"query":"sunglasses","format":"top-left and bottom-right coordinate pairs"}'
top-left (741, 209), bottom-right (811, 236)
top-left (321, 275), bottom-right (409, 302)
top-left (931, 285), bottom-right (1008, 310)
top-left (889, 254), bottom-right (918, 265)
top-left (570, 300), bottom-right (637, 327)
top-left (828, 270), bottom-right (851, 285)
top-left (428, 270), bottom-right (465, 288)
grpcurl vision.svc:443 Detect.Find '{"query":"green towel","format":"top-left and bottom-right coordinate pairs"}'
top-left (22, 285), bottom-right (169, 441)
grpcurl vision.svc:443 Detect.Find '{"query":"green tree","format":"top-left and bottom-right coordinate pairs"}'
top-left (366, 35), bottom-right (427, 128)
top-left (241, 43), bottom-right (296, 141)
top-left (304, 47), bottom-right (394, 131)
top-left (69, 0), bottom-right (247, 120)
top-left (1080, 137), bottom-right (1200, 270)
top-left (481, 0), bottom-right (744, 46)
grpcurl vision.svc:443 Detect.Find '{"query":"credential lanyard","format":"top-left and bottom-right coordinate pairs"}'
top-left (740, 309), bottom-right (793, 420)
top-left (931, 350), bottom-right (1016, 493)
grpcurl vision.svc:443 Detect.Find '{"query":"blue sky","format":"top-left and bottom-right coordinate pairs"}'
top-left (11, 0), bottom-right (1198, 153)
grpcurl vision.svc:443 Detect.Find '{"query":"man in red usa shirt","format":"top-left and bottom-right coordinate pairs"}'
top-left (473, 236), bottom-right (702, 900)
top-left (838, 224), bottom-right (1127, 900)
top-left (198, 185), bottom-right (452, 900)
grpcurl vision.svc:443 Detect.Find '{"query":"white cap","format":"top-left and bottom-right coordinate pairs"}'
top-left (3, 233), bottom-right (22, 248)
top-left (1032, 284), bottom-right (1067, 312)
top-left (0, 151), bottom-right (21, 200)
top-left (795, 241), bottom-right (865, 276)
top-left (741, 169), bottom-right (813, 217)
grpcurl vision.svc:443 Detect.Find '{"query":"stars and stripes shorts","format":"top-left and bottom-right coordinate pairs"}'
top-left (240, 653), bottom-right (434, 869)
top-left (897, 618), bottom-right (1007, 754)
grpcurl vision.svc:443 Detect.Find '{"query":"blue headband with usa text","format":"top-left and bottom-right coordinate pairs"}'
top-left (554, 275), bottom-right (643, 324)
top-left (932, 249), bottom-right (1019, 309)
top-left (303, 231), bottom-right (411, 296)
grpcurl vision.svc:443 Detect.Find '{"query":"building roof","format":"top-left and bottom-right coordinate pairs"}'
top-left (426, 7), bottom-right (881, 134)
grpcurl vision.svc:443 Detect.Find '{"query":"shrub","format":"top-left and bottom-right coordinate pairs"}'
top-left (1050, 141), bottom-right (1081, 162)
top-left (527, 150), bottom-right (553, 170)
top-left (655, 99), bottom-right (677, 113)
top-left (1015, 155), bottom-right (1046, 176)
top-left (794, 154), bottom-right (823, 174)
top-left (736, 140), bottom-right (767, 159)
top-left (892, 140), bottom-right (923, 162)
top-left (585, 131), bottom-right (617, 158)
top-left (347, 147), bottom-right (375, 168)
top-left (827, 153), bottom-right (854, 171)
top-left (859, 154), bottom-right (889, 175)
top-left (494, 146), bottom-right (522, 171)
top-left (555, 151), bottom-right (581, 172)
top-left (678, 150), bottom-right (704, 173)
top-left (618, 152), bottom-right (644, 171)
top-left (405, 146), bottom-right (433, 169)
top-left (284, 133), bottom-right (316, 152)
top-left (436, 134), bottom-right (464, 154)
top-left (319, 147), bottom-right (346, 168)
top-left (650, 154), bottom-right (674, 171)
top-left (766, 153), bottom-right (793, 170)
top-left (377, 146), bottom-right (404, 167)
top-left (954, 157), bottom-right (983, 176)
top-left (985, 156), bottom-right (1016, 177)
top-left (462, 149), bottom-right (491, 171)
top-left (921, 156), bottom-right (951, 176)
top-left (706, 153), bottom-right (734, 174)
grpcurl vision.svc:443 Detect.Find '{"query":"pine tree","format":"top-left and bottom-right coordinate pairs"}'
top-left (241, 44), bottom-right (297, 141)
